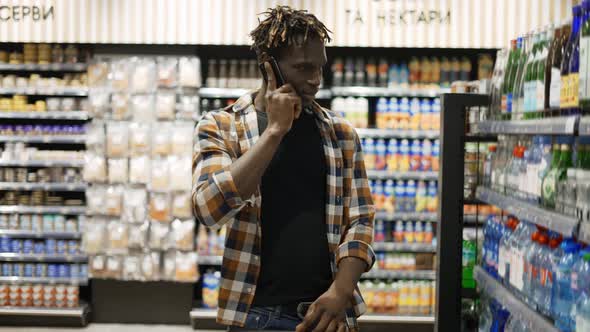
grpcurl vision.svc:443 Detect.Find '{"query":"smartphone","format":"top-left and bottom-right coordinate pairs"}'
top-left (259, 56), bottom-right (285, 87)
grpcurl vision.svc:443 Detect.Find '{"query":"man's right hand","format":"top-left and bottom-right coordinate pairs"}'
top-left (263, 61), bottom-right (302, 138)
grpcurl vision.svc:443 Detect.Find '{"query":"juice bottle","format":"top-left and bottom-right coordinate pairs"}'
top-left (419, 281), bottom-right (431, 315)
top-left (398, 281), bottom-right (409, 315)
top-left (427, 181), bottom-right (438, 212)
top-left (366, 57), bottom-right (378, 87)
top-left (421, 140), bottom-right (433, 172)
top-left (409, 281), bottom-right (420, 315)
top-left (374, 220), bottom-right (386, 243)
top-left (387, 139), bottom-right (399, 171)
top-left (399, 62), bottom-right (410, 89)
top-left (399, 139), bottom-right (411, 171)
top-left (424, 222), bottom-right (434, 244)
top-left (384, 281), bottom-right (395, 313)
top-left (404, 222), bottom-right (415, 243)
top-left (376, 97), bottom-right (388, 129)
top-left (431, 57), bottom-right (441, 88)
top-left (383, 180), bottom-right (395, 213)
top-left (415, 180), bottom-right (428, 212)
top-left (409, 139), bottom-right (422, 171)
top-left (460, 56), bottom-right (472, 81)
top-left (440, 57), bottom-right (451, 88)
top-left (415, 221), bottom-right (425, 243)
top-left (375, 139), bottom-right (387, 170)
top-left (394, 221), bottom-right (405, 243)
top-left (378, 58), bottom-right (389, 87)
top-left (388, 97), bottom-right (399, 129)
top-left (374, 281), bottom-right (387, 313)
top-left (392, 282), bottom-right (400, 313)
top-left (398, 98), bottom-right (410, 130)
top-left (394, 180), bottom-right (406, 212)
top-left (450, 57), bottom-right (461, 83)
top-left (362, 280), bottom-right (375, 313)
top-left (409, 57), bottom-right (420, 88)
top-left (432, 139), bottom-right (440, 172)
top-left (405, 180), bottom-right (417, 212)
top-left (388, 62), bottom-right (400, 88)
top-left (409, 98), bottom-right (421, 130)
top-left (363, 138), bottom-right (376, 170)
top-left (431, 98), bottom-right (441, 130)
top-left (420, 98), bottom-right (432, 130)
top-left (331, 57), bottom-right (344, 87)
top-left (374, 180), bottom-right (385, 211)
top-left (420, 57), bottom-right (432, 88)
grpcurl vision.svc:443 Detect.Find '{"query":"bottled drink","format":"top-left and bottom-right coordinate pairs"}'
top-left (416, 180), bottom-right (428, 213)
top-left (399, 62), bottom-right (410, 89)
top-left (384, 180), bottom-right (395, 213)
top-left (483, 145), bottom-right (497, 187)
top-left (523, 231), bottom-right (542, 305)
top-left (553, 240), bottom-right (581, 331)
top-left (580, 0), bottom-right (590, 109)
top-left (512, 34), bottom-right (528, 118)
top-left (374, 220), bottom-right (386, 243)
top-left (354, 58), bottom-right (365, 85)
top-left (376, 97), bottom-right (388, 129)
top-left (331, 57), bottom-right (344, 87)
top-left (543, 138), bottom-right (574, 209)
top-left (551, 22), bottom-right (571, 109)
top-left (405, 180), bottom-right (417, 213)
top-left (509, 221), bottom-right (535, 296)
top-left (344, 58), bottom-right (355, 86)
top-left (424, 222), bottom-right (434, 244)
top-left (506, 146), bottom-right (523, 198)
top-left (502, 40), bottom-right (518, 117)
top-left (409, 57), bottom-right (420, 88)
top-left (536, 26), bottom-right (552, 113)
top-left (366, 57), bottom-right (377, 87)
top-left (394, 180), bottom-right (406, 212)
top-left (561, 5), bottom-right (582, 111)
top-left (532, 233), bottom-right (550, 309)
top-left (535, 234), bottom-right (557, 316)
top-left (498, 216), bottom-right (518, 283)
top-left (574, 253), bottom-right (590, 332)
top-left (569, 6), bottom-right (585, 114)
top-left (399, 139), bottom-right (410, 172)
top-left (378, 58), bottom-right (388, 87)
top-left (490, 49), bottom-right (508, 117)
top-left (523, 32), bottom-right (538, 118)
top-left (426, 181), bottom-right (438, 213)
top-left (421, 140), bottom-right (432, 172)
top-left (409, 98), bottom-right (421, 130)
top-left (409, 140), bottom-right (421, 171)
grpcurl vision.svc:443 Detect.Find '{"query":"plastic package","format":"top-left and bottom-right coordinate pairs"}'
top-left (128, 221), bottom-right (149, 249)
top-left (150, 158), bottom-right (169, 191)
top-left (122, 188), bottom-right (148, 222)
top-left (88, 90), bottom-right (110, 118)
top-left (176, 95), bottom-right (199, 120)
top-left (131, 94), bottom-right (155, 122)
top-left (82, 218), bottom-right (106, 254)
top-left (89, 255), bottom-right (107, 278)
top-left (171, 123), bottom-right (194, 155)
top-left (149, 192), bottom-right (171, 222)
top-left (111, 93), bottom-right (131, 120)
top-left (122, 255), bottom-right (141, 281)
top-left (86, 186), bottom-right (107, 214)
top-left (61, 98), bottom-right (76, 112)
top-left (168, 156), bottom-right (191, 191)
top-left (157, 57), bottom-right (177, 88)
top-left (151, 124), bottom-right (171, 156)
top-left (106, 122), bottom-right (129, 158)
top-left (107, 220), bottom-right (128, 251)
top-left (105, 186), bottom-right (123, 216)
top-left (129, 123), bottom-right (151, 156)
top-left (83, 153), bottom-right (107, 183)
top-left (110, 60), bottom-right (131, 91)
top-left (171, 219), bottom-right (195, 251)
top-left (172, 191), bottom-right (192, 218)
top-left (141, 252), bottom-right (160, 281)
top-left (148, 221), bottom-right (169, 250)
top-left (131, 58), bottom-right (156, 93)
top-left (86, 123), bottom-right (106, 154)
top-left (129, 155), bottom-right (151, 184)
top-left (178, 57), bottom-right (201, 88)
top-left (162, 251), bottom-right (176, 281)
top-left (105, 255), bottom-right (123, 279)
top-left (175, 251), bottom-right (198, 282)
top-left (88, 60), bottom-right (110, 87)
top-left (156, 92), bottom-right (176, 120)
top-left (108, 158), bottom-right (128, 184)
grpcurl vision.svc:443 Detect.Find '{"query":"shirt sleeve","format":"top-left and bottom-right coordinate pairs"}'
top-left (335, 130), bottom-right (376, 272)
top-left (192, 112), bottom-right (246, 230)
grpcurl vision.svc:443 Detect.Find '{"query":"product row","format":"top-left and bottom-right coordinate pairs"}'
top-left (88, 91), bottom-right (198, 121)
top-left (373, 220), bottom-right (435, 245)
top-left (0, 284), bottom-right (80, 308)
top-left (88, 57), bottom-right (201, 90)
top-left (1, 263), bottom-right (88, 279)
top-left (0, 191), bottom-right (84, 207)
top-left (360, 280), bottom-right (436, 315)
top-left (0, 167), bottom-right (82, 184)
top-left (0, 213), bottom-right (83, 233)
top-left (374, 253), bottom-right (435, 271)
top-left (205, 59), bottom-right (261, 89)
top-left (0, 73), bottom-right (87, 90)
top-left (374, 97), bottom-right (441, 131)
top-left (0, 44), bottom-right (85, 64)
top-left (0, 124), bottom-right (86, 136)
top-left (0, 95), bottom-right (86, 112)
top-left (89, 251), bottom-right (198, 282)
top-left (370, 180), bottom-right (438, 213)
top-left (1, 143), bottom-right (85, 162)
top-left (363, 139), bottom-right (440, 172)
top-left (0, 237), bottom-right (81, 255)
top-left (84, 219), bottom-right (194, 254)
top-left (196, 227), bottom-right (226, 257)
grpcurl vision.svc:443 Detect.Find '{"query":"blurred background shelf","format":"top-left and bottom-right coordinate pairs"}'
top-left (367, 170), bottom-right (438, 180)
top-left (0, 182), bottom-right (87, 191)
top-left (356, 128), bottom-right (439, 139)
top-left (0, 111), bottom-right (89, 120)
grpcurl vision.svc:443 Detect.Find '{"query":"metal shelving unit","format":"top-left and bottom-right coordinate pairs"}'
top-left (372, 242), bottom-right (436, 252)
top-left (0, 253), bottom-right (87, 262)
top-left (474, 267), bottom-right (558, 332)
top-left (331, 86), bottom-right (449, 98)
top-left (367, 170), bottom-right (438, 181)
top-left (0, 63), bottom-right (87, 72)
top-left (0, 230), bottom-right (82, 239)
top-left (356, 128), bottom-right (439, 139)
top-left (472, 115), bottom-right (579, 135)
top-left (0, 135), bottom-right (86, 144)
top-left (0, 88), bottom-right (88, 97)
top-left (0, 206), bottom-right (86, 214)
top-left (0, 160), bottom-right (84, 168)
top-left (362, 270), bottom-right (436, 280)
top-left (581, 116), bottom-right (590, 136)
top-left (0, 182), bottom-right (87, 191)
top-left (0, 302), bottom-right (90, 326)
top-left (0, 111), bottom-right (89, 120)
top-left (0, 276), bottom-right (87, 285)
top-left (375, 211), bottom-right (437, 221)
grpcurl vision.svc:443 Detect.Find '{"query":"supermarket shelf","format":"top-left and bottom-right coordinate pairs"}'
top-left (0, 182), bottom-right (87, 191)
top-left (198, 255), bottom-right (222, 265)
top-left (0, 302), bottom-right (89, 318)
top-left (375, 212), bottom-right (437, 221)
top-left (315, 89), bottom-right (332, 99)
top-left (0, 135), bottom-right (86, 144)
top-left (372, 242), bottom-right (436, 252)
top-left (579, 222), bottom-right (590, 244)
top-left (0, 63), bottom-right (87, 72)
top-left (0, 276), bottom-right (87, 285)
top-left (475, 186), bottom-right (578, 236)
top-left (0, 87), bottom-right (88, 97)
top-left (0, 230), bottom-right (82, 239)
top-left (356, 128), bottom-right (439, 139)
top-left (359, 314), bottom-right (435, 324)
top-left (362, 269), bottom-right (436, 280)
top-left (331, 86), bottom-right (449, 97)
top-left (474, 266), bottom-right (558, 332)
top-left (0, 160), bottom-right (84, 167)
top-left (472, 116), bottom-right (578, 135)
top-left (0, 205), bottom-right (86, 214)
top-left (581, 116), bottom-right (590, 136)
top-left (0, 111), bottom-right (89, 120)
top-left (198, 88), bottom-right (251, 98)
top-left (0, 253), bottom-right (86, 262)
top-left (367, 170), bottom-right (438, 180)
top-left (463, 214), bottom-right (488, 224)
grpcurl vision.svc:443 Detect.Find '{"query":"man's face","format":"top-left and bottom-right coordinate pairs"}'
top-left (276, 35), bottom-right (327, 106)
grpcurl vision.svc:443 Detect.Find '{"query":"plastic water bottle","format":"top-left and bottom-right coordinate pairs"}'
top-left (508, 221), bottom-right (535, 296)
top-left (532, 233), bottom-right (550, 311)
top-left (498, 217), bottom-right (517, 284)
top-left (523, 231), bottom-right (542, 306)
top-left (575, 253), bottom-right (590, 332)
top-left (478, 296), bottom-right (493, 332)
top-left (553, 240), bottom-right (581, 331)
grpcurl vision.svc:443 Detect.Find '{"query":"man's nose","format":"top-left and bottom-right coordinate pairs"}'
top-left (307, 68), bottom-right (322, 86)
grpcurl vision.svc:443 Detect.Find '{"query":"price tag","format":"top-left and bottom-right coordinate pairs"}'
top-left (565, 116), bottom-right (577, 134)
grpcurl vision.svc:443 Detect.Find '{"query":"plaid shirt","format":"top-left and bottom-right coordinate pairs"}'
top-left (192, 93), bottom-right (375, 327)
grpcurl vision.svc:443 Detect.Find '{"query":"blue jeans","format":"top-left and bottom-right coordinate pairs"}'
top-left (228, 306), bottom-right (303, 331)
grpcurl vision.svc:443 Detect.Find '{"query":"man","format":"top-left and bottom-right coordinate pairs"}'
top-left (192, 6), bottom-right (375, 332)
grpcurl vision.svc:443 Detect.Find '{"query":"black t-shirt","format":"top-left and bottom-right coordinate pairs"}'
top-left (252, 108), bottom-right (333, 307)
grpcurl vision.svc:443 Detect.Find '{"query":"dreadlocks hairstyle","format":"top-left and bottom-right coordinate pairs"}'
top-left (250, 5), bottom-right (332, 61)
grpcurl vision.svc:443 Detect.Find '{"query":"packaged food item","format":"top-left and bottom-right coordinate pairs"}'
top-left (108, 158), bottom-right (128, 184)
top-left (61, 98), bottom-right (76, 112)
top-left (122, 254), bottom-right (141, 281)
top-left (106, 122), bottom-right (129, 158)
top-left (141, 252), bottom-right (160, 281)
top-left (156, 92), bottom-right (176, 120)
top-left (110, 60), bottom-right (131, 91)
top-left (171, 123), bottom-right (194, 155)
top-left (175, 251), bottom-right (198, 282)
top-left (172, 191), bottom-right (192, 218)
top-left (131, 94), bottom-right (155, 122)
top-left (176, 95), bottom-right (199, 120)
top-left (148, 221), bottom-right (169, 249)
top-left (129, 155), bottom-right (151, 184)
top-left (149, 192), bottom-right (171, 222)
top-left (105, 255), bottom-right (123, 279)
top-left (88, 60), bottom-right (110, 87)
top-left (171, 219), bottom-right (195, 251)
top-left (162, 251), bottom-right (176, 281)
top-left (168, 155), bottom-right (191, 191)
top-left (111, 93), bottom-right (131, 120)
top-left (89, 255), bottom-right (107, 278)
top-left (88, 90), bottom-right (111, 119)
top-left (107, 220), bottom-right (128, 251)
top-left (86, 186), bottom-right (107, 214)
top-left (150, 158), bottom-right (169, 191)
top-left (86, 123), bottom-right (106, 154)
top-left (157, 57), bottom-right (178, 88)
top-left (178, 57), bottom-right (201, 88)
top-left (105, 186), bottom-right (123, 216)
top-left (128, 221), bottom-right (149, 249)
top-left (122, 188), bottom-right (148, 222)
top-left (151, 124), bottom-right (171, 156)
top-left (131, 58), bottom-right (156, 93)
top-left (129, 122), bottom-right (151, 156)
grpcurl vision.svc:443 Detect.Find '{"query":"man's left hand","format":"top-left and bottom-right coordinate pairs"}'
top-left (295, 285), bottom-right (350, 332)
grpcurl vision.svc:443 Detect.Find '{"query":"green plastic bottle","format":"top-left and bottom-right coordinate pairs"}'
top-left (542, 140), bottom-right (573, 208)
